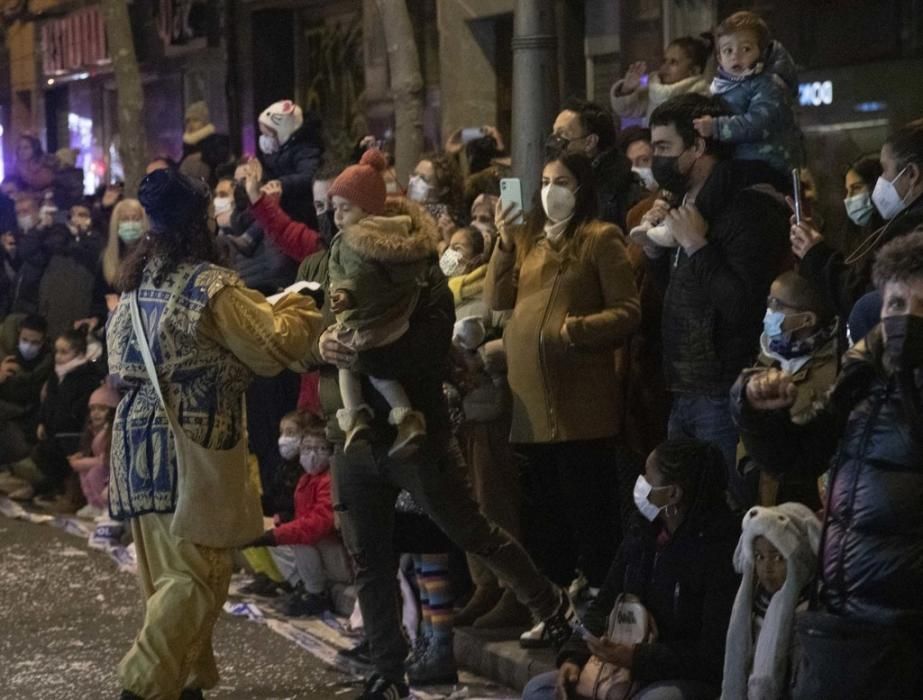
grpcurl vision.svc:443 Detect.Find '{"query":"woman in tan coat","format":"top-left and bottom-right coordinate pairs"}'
top-left (485, 152), bottom-right (640, 635)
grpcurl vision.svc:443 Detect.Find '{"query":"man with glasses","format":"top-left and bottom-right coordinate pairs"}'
top-left (547, 97), bottom-right (643, 230)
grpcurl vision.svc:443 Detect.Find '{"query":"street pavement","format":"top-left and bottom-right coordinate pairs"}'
top-left (0, 514), bottom-right (356, 700)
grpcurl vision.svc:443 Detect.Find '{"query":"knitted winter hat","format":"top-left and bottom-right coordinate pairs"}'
top-left (328, 149), bottom-right (388, 216)
top-left (258, 100), bottom-right (304, 146)
top-left (138, 167), bottom-right (210, 232)
top-left (185, 101), bottom-right (210, 125)
top-left (848, 290), bottom-right (882, 345)
top-left (90, 382), bottom-right (120, 408)
top-left (721, 503), bottom-right (822, 700)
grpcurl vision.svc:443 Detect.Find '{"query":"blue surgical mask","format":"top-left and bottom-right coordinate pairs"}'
top-left (18, 340), bottom-right (41, 361)
top-left (118, 221), bottom-right (143, 243)
top-left (763, 309), bottom-right (787, 339)
top-left (844, 192), bottom-right (874, 227)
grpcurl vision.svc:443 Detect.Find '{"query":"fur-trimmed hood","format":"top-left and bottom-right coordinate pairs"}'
top-left (341, 198), bottom-right (439, 264)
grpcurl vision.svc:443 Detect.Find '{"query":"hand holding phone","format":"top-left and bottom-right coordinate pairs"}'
top-left (791, 168), bottom-right (803, 224)
top-left (499, 178), bottom-right (524, 225)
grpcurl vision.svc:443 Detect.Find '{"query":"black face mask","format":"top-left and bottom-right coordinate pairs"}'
top-left (544, 134), bottom-right (569, 160)
top-left (651, 153), bottom-right (691, 195)
top-left (882, 314), bottom-right (923, 371)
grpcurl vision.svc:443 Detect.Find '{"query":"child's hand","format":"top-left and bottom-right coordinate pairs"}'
top-left (36, 424), bottom-right (46, 441)
top-left (272, 514), bottom-right (282, 527)
top-left (693, 116), bottom-right (715, 138)
top-left (244, 160), bottom-right (263, 204)
top-left (330, 289), bottom-right (355, 313)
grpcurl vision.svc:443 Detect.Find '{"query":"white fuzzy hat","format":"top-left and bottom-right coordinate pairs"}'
top-left (258, 100), bottom-right (304, 146)
top-left (722, 503), bottom-right (822, 700)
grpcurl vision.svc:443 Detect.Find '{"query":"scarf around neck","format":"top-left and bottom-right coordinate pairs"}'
top-left (55, 354), bottom-right (89, 381)
top-left (183, 123), bottom-right (216, 146)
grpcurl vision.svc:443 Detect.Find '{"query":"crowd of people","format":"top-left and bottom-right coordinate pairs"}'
top-left (0, 9), bottom-right (920, 700)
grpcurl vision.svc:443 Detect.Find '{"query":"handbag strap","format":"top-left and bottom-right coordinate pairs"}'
top-left (129, 291), bottom-right (177, 426)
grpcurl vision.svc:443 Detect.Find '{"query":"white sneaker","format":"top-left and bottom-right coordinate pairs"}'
top-left (76, 504), bottom-right (103, 520)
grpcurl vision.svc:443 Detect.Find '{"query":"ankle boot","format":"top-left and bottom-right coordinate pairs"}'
top-left (473, 587), bottom-right (532, 629)
top-left (406, 637), bottom-right (458, 686)
top-left (454, 585), bottom-right (502, 627)
top-left (337, 406), bottom-right (373, 453)
top-left (388, 408), bottom-right (426, 460)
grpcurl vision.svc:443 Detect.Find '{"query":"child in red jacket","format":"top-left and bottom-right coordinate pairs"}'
top-left (247, 418), bottom-right (352, 616)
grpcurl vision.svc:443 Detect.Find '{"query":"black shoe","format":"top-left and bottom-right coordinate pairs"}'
top-left (357, 674), bottom-right (409, 700)
top-left (274, 589), bottom-right (331, 617)
top-left (542, 588), bottom-right (577, 652)
top-left (240, 573), bottom-right (290, 598)
top-left (179, 690), bottom-right (204, 700)
top-left (337, 637), bottom-right (371, 665)
top-left (119, 692), bottom-right (144, 700)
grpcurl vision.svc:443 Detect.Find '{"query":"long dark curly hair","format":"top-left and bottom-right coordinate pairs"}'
top-left (115, 211), bottom-right (224, 292)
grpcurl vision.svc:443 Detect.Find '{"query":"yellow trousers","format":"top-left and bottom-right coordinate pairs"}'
top-left (118, 512), bottom-right (232, 700)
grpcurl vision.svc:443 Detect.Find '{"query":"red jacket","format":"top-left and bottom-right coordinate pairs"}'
top-left (250, 194), bottom-right (324, 262)
top-left (272, 470), bottom-right (335, 546)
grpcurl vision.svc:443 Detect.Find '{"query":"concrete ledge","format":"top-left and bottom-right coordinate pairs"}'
top-left (454, 627), bottom-right (556, 692)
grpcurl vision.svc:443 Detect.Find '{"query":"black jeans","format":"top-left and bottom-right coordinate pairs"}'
top-left (332, 436), bottom-right (558, 682)
top-left (518, 438), bottom-right (623, 587)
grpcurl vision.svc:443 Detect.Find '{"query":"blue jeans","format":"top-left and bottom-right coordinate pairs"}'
top-left (522, 670), bottom-right (717, 700)
top-left (668, 393), bottom-right (756, 510)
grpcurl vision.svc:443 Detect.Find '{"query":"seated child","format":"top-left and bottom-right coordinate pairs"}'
top-left (610, 36), bottom-right (712, 126)
top-left (326, 149), bottom-right (434, 456)
top-left (12, 328), bottom-right (101, 506)
top-left (240, 409), bottom-right (310, 598)
top-left (248, 418), bottom-right (352, 617)
top-left (737, 272), bottom-right (839, 509)
top-left (693, 11), bottom-right (799, 174)
top-left (722, 503), bottom-right (821, 700)
top-left (68, 381), bottom-right (119, 520)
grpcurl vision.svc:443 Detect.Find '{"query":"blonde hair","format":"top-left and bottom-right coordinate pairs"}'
top-left (102, 199), bottom-right (148, 285)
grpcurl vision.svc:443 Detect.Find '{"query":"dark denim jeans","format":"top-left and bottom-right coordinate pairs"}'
top-left (668, 392), bottom-right (756, 509)
top-left (331, 436), bottom-right (558, 682)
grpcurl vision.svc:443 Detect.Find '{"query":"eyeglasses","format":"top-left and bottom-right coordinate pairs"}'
top-left (766, 296), bottom-right (805, 313)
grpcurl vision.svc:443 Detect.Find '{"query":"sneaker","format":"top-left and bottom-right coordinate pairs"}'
top-left (454, 585), bottom-right (502, 627)
top-left (567, 570), bottom-right (589, 602)
top-left (388, 408), bottom-right (426, 460)
top-left (407, 638), bottom-right (458, 686)
top-left (274, 589), bottom-right (331, 617)
top-left (337, 637), bottom-right (371, 666)
top-left (76, 504), bottom-right (104, 520)
top-left (473, 588), bottom-right (531, 630)
top-left (357, 674), bottom-right (409, 700)
top-left (239, 573), bottom-right (289, 598)
top-left (8, 484), bottom-right (34, 501)
top-left (0, 471), bottom-right (28, 493)
top-left (519, 589), bottom-right (575, 650)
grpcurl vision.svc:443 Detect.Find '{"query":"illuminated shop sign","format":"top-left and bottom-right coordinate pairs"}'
top-left (799, 81), bottom-right (833, 107)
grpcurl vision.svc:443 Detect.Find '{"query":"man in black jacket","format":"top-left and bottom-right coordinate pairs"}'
top-left (732, 230), bottom-right (923, 699)
top-left (548, 98), bottom-right (643, 231)
top-left (644, 94), bottom-right (791, 510)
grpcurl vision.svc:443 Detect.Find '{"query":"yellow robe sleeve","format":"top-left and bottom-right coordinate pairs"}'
top-left (199, 286), bottom-right (325, 377)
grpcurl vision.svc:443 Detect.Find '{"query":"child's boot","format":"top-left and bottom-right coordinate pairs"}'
top-left (388, 408), bottom-right (426, 460)
top-left (337, 406), bottom-right (373, 453)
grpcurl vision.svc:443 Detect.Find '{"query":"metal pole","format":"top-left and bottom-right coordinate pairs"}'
top-left (511, 0), bottom-right (559, 208)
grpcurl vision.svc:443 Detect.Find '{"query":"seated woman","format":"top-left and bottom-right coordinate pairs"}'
top-left (522, 438), bottom-right (740, 700)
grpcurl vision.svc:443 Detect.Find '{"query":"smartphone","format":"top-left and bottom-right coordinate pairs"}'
top-left (791, 168), bottom-right (803, 224)
top-left (499, 177), bottom-right (525, 224)
top-left (461, 127), bottom-right (486, 144)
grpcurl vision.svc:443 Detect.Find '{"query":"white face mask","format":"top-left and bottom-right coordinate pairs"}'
top-left (439, 247), bottom-right (466, 277)
top-left (278, 436), bottom-right (300, 461)
top-left (633, 474), bottom-right (668, 522)
top-left (633, 166), bottom-right (658, 191)
top-left (18, 340), bottom-right (41, 361)
top-left (213, 196), bottom-right (233, 217)
top-left (541, 184), bottom-right (576, 223)
top-left (299, 448), bottom-right (329, 475)
top-left (871, 166), bottom-right (912, 220)
top-left (17, 214), bottom-right (36, 232)
top-left (407, 175), bottom-right (432, 203)
top-left (843, 191), bottom-right (875, 227)
top-left (259, 134), bottom-right (280, 155)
